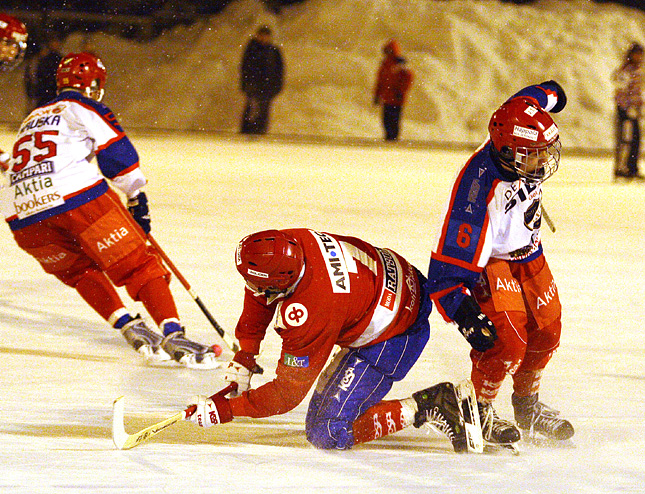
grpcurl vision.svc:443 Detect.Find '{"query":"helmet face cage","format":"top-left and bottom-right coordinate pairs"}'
top-left (244, 275), bottom-right (300, 301)
top-left (513, 138), bottom-right (561, 183)
top-left (87, 78), bottom-right (105, 102)
top-left (56, 53), bottom-right (106, 101)
top-left (489, 97), bottom-right (561, 183)
top-left (0, 14), bottom-right (27, 72)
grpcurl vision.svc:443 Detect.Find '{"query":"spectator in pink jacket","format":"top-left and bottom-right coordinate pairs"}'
top-left (612, 42), bottom-right (644, 180)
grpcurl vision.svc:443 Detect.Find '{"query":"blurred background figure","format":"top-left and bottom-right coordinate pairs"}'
top-left (373, 38), bottom-right (414, 141)
top-left (612, 41), bottom-right (644, 181)
top-left (239, 25), bottom-right (284, 135)
top-left (0, 13), bottom-right (27, 172)
top-left (0, 13), bottom-right (27, 72)
top-left (80, 35), bottom-right (98, 57)
top-left (33, 32), bottom-right (63, 107)
top-left (23, 42), bottom-right (46, 113)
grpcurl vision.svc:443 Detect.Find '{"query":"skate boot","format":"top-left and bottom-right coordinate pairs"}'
top-left (479, 402), bottom-right (521, 447)
top-left (412, 382), bottom-right (468, 453)
top-left (120, 315), bottom-right (170, 361)
top-left (512, 393), bottom-right (574, 441)
top-left (161, 330), bottom-right (220, 369)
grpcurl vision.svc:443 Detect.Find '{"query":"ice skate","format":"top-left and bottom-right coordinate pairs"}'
top-left (161, 330), bottom-right (220, 369)
top-left (412, 382), bottom-right (468, 453)
top-left (512, 393), bottom-right (574, 442)
top-left (479, 401), bottom-right (520, 454)
top-left (120, 315), bottom-right (170, 362)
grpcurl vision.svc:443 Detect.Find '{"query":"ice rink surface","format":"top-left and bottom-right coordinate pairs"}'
top-left (0, 130), bottom-right (643, 493)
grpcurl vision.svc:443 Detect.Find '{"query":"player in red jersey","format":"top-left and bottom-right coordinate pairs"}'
top-left (186, 229), bottom-right (484, 453)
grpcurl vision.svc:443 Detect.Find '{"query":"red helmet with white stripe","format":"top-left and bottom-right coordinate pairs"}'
top-left (488, 96), bottom-right (561, 182)
top-left (0, 14), bottom-right (27, 71)
top-left (236, 230), bottom-right (305, 298)
top-left (56, 52), bottom-right (107, 101)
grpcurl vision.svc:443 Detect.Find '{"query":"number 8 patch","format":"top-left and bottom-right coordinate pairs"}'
top-left (284, 303), bottom-right (308, 327)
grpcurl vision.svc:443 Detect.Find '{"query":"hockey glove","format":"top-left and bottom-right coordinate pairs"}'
top-left (223, 350), bottom-right (257, 397)
top-left (187, 394), bottom-right (233, 428)
top-left (452, 296), bottom-right (498, 353)
top-left (127, 192), bottom-right (151, 234)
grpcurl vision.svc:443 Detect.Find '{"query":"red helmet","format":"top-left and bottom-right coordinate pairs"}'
top-left (236, 230), bottom-right (305, 297)
top-left (0, 14), bottom-right (28, 71)
top-left (488, 96), bottom-right (561, 182)
top-left (56, 52), bottom-right (107, 101)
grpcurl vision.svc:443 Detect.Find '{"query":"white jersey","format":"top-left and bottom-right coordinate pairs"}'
top-left (427, 81), bottom-right (565, 322)
top-left (2, 90), bottom-right (145, 231)
top-left (483, 178), bottom-right (542, 263)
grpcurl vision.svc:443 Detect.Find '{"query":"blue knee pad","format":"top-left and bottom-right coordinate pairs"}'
top-left (306, 317), bottom-right (430, 450)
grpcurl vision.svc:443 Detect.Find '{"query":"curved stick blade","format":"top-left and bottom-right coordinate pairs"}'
top-left (112, 396), bottom-right (129, 450)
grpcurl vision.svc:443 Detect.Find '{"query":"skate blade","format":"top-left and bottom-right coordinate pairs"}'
top-left (523, 434), bottom-right (576, 449)
top-left (484, 441), bottom-right (520, 456)
top-left (178, 352), bottom-right (222, 370)
top-left (137, 345), bottom-right (172, 362)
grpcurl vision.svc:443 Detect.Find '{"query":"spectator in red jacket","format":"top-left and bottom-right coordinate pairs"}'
top-left (373, 39), bottom-right (414, 141)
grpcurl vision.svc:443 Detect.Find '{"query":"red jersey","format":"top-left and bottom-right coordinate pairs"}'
top-left (229, 229), bottom-right (422, 418)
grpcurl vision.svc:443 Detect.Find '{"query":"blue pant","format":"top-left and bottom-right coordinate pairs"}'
top-left (305, 282), bottom-right (432, 449)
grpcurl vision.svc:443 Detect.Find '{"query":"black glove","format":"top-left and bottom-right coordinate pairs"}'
top-left (127, 192), bottom-right (151, 234)
top-left (452, 296), bottom-right (497, 352)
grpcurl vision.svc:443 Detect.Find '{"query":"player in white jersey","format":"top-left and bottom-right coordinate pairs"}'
top-left (0, 13), bottom-right (28, 171)
top-left (427, 81), bottom-right (574, 447)
top-left (1, 52), bottom-right (219, 369)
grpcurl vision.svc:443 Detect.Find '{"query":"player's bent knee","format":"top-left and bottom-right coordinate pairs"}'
top-left (306, 419), bottom-right (353, 450)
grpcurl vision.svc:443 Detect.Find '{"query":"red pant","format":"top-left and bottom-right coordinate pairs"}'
top-left (12, 188), bottom-right (175, 324)
top-left (471, 254), bottom-right (561, 402)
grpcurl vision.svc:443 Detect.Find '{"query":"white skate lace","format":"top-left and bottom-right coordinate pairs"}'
top-left (480, 404), bottom-right (514, 442)
top-left (424, 406), bottom-right (455, 441)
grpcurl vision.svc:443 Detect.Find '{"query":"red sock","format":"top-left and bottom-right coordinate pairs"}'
top-left (137, 277), bottom-right (179, 326)
top-left (513, 369), bottom-right (543, 397)
top-left (471, 366), bottom-right (504, 404)
top-left (75, 270), bottom-right (125, 321)
top-left (352, 400), bottom-right (411, 445)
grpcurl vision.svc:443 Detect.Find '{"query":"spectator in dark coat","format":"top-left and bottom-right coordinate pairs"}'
top-left (374, 39), bottom-right (414, 141)
top-left (34, 34), bottom-right (63, 107)
top-left (240, 26), bottom-right (284, 135)
top-left (24, 43), bottom-right (46, 113)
